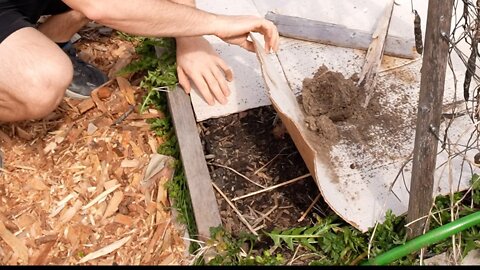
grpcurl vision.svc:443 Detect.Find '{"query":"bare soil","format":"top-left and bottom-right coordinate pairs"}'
top-left (199, 106), bottom-right (333, 262)
top-left (299, 65), bottom-right (408, 164)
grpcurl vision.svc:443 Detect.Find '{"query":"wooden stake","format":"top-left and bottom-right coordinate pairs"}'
top-left (357, 0), bottom-right (395, 108)
top-left (407, 0), bottom-right (455, 239)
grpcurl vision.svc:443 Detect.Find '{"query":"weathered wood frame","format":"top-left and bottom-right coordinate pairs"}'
top-left (167, 87), bottom-right (222, 241)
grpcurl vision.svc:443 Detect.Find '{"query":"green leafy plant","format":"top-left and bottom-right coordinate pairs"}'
top-left (198, 227), bottom-right (284, 266)
top-left (119, 37), bottom-right (178, 112)
top-left (123, 36), bottom-right (199, 251)
top-left (267, 217), bottom-right (340, 252)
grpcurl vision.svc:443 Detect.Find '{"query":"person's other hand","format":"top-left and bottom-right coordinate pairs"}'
top-left (176, 36), bottom-right (233, 105)
top-left (214, 15), bottom-right (279, 53)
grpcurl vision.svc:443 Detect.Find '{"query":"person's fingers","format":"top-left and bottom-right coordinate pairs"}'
top-left (203, 72), bottom-right (227, 105)
top-left (212, 65), bottom-right (230, 97)
top-left (251, 20), bottom-right (272, 53)
top-left (264, 22), bottom-right (274, 53)
top-left (177, 67), bottom-right (191, 94)
top-left (252, 19), bottom-right (279, 53)
top-left (240, 39), bottom-right (256, 52)
top-left (216, 57), bottom-right (234, 82)
top-left (191, 74), bottom-right (215, 105)
top-left (270, 24), bottom-right (280, 52)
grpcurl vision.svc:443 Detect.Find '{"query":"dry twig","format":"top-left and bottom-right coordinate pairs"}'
top-left (297, 193), bottom-right (322, 222)
top-left (232, 173), bottom-right (311, 201)
top-left (211, 183), bottom-right (258, 236)
top-left (208, 162), bottom-right (266, 189)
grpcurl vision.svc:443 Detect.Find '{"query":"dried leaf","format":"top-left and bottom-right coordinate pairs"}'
top-left (141, 154), bottom-right (173, 190)
top-left (82, 184), bottom-right (121, 211)
top-left (78, 235), bottom-right (131, 264)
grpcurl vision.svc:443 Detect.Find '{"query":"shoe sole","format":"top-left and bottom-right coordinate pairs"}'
top-left (65, 89), bottom-right (91, 100)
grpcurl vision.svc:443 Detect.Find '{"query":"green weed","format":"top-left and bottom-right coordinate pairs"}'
top-left (122, 36), bottom-right (198, 250)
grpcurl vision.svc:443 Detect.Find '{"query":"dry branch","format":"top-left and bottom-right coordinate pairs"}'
top-left (208, 162), bottom-right (266, 189)
top-left (298, 193), bottom-right (322, 222)
top-left (212, 183), bottom-right (258, 236)
top-left (231, 173), bottom-right (311, 202)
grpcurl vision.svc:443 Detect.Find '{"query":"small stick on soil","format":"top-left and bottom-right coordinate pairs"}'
top-left (288, 245), bottom-right (302, 266)
top-left (253, 224), bottom-right (266, 232)
top-left (297, 193), bottom-right (322, 222)
top-left (113, 105), bottom-right (135, 126)
top-left (253, 148), bottom-right (287, 175)
top-left (252, 205), bottom-right (278, 228)
top-left (208, 162), bottom-right (266, 189)
top-left (212, 182), bottom-right (258, 236)
top-left (231, 173), bottom-right (311, 202)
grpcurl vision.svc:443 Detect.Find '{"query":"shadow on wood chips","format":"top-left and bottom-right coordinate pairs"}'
top-left (199, 106), bottom-right (334, 239)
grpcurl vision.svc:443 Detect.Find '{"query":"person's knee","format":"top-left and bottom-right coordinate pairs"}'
top-left (22, 53), bottom-right (73, 119)
top-left (68, 9), bottom-right (89, 23)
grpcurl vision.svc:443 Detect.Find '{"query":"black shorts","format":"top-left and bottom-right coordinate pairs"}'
top-left (0, 0), bottom-right (71, 43)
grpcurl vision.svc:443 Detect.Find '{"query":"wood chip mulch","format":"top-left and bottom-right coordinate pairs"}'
top-left (0, 26), bottom-right (189, 265)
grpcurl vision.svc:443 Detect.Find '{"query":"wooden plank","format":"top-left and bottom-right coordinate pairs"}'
top-left (406, 0), bottom-right (454, 239)
top-left (357, 0), bottom-right (395, 108)
top-left (265, 11), bottom-right (417, 59)
top-left (167, 86), bottom-right (222, 241)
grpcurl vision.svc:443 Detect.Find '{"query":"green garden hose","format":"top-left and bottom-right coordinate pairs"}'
top-left (362, 211), bottom-right (480, 265)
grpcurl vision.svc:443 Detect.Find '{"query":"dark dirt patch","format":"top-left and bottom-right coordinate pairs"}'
top-left (299, 65), bottom-right (407, 163)
top-left (200, 106), bottom-right (333, 237)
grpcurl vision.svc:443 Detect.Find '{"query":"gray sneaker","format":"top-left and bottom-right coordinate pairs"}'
top-left (61, 42), bottom-right (109, 99)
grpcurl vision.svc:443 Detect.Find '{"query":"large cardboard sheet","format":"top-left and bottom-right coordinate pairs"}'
top-left (192, 0), bottom-right (424, 121)
top-left (192, 0), bottom-right (479, 231)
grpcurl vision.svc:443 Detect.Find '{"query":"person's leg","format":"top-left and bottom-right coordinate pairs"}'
top-left (38, 9), bottom-right (89, 43)
top-left (37, 9), bottom-right (108, 99)
top-left (0, 27), bottom-right (73, 122)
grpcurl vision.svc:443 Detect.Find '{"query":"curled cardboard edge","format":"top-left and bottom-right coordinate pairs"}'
top-left (251, 35), bottom-right (363, 230)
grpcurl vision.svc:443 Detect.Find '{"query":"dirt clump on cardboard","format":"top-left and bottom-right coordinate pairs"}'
top-left (299, 65), bottom-right (405, 161)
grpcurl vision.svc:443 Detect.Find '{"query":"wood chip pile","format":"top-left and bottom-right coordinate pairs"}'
top-left (0, 28), bottom-right (188, 265)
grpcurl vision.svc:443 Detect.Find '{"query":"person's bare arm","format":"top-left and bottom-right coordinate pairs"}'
top-left (61, 0), bottom-right (279, 52)
top-left (62, 0), bottom-right (216, 37)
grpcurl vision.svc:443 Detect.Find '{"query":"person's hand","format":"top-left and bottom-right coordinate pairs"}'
top-left (214, 15), bottom-right (279, 53)
top-left (176, 36), bottom-right (234, 105)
